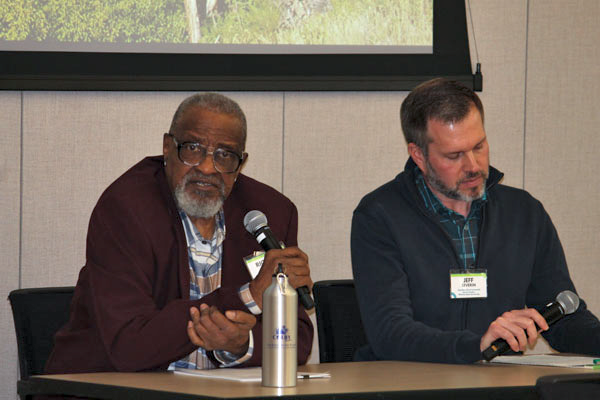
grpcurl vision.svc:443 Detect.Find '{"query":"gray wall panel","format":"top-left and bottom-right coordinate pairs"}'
top-left (467, 0), bottom-right (528, 188)
top-left (283, 92), bottom-right (407, 284)
top-left (525, 0), bottom-right (600, 313)
top-left (0, 92), bottom-right (22, 399)
top-left (234, 93), bottom-right (284, 191)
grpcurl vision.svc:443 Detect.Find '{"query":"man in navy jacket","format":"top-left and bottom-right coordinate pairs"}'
top-left (351, 78), bottom-right (600, 363)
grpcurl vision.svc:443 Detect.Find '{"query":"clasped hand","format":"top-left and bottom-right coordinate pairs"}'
top-left (249, 246), bottom-right (312, 310)
top-left (187, 304), bottom-right (256, 356)
top-left (186, 246), bottom-right (311, 355)
top-left (480, 308), bottom-right (549, 353)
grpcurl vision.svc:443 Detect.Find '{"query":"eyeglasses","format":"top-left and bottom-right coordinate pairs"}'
top-left (167, 133), bottom-right (244, 174)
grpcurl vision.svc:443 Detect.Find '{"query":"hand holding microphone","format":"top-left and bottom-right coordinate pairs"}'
top-left (481, 290), bottom-right (580, 361)
top-left (244, 210), bottom-right (315, 310)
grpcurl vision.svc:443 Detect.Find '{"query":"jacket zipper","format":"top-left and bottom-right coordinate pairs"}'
top-left (463, 204), bottom-right (487, 330)
top-left (404, 162), bottom-right (498, 331)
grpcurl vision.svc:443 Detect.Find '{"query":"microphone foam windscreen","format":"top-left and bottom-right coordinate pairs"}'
top-left (556, 290), bottom-right (580, 314)
top-left (244, 210), bottom-right (268, 234)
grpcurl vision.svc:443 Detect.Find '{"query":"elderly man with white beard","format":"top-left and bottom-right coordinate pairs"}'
top-left (45, 93), bottom-right (313, 374)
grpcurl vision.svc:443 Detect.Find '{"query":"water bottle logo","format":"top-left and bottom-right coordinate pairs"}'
top-left (273, 325), bottom-right (291, 341)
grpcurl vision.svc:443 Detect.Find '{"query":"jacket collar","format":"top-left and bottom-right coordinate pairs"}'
top-left (398, 157), bottom-right (504, 207)
top-left (401, 157), bottom-right (503, 188)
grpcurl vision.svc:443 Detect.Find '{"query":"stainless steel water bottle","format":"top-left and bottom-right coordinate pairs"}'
top-left (262, 264), bottom-right (297, 387)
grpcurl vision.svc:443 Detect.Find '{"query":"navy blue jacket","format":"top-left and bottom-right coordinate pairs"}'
top-left (351, 158), bottom-right (600, 363)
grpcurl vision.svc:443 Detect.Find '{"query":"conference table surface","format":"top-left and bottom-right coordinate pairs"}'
top-left (19, 360), bottom-right (600, 400)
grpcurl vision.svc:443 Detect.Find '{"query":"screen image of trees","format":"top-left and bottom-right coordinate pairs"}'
top-left (0, 0), bottom-right (432, 47)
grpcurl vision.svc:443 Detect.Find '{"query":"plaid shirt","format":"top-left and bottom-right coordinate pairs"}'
top-left (415, 169), bottom-right (487, 269)
top-left (170, 210), bottom-right (256, 370)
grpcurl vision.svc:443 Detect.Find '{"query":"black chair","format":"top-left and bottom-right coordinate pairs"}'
top-left (8, 287), bottom-right (75, 384)
top-left (536, 373), bottom-right (600, 400)
top-left (313, 279), bottom-right (368, 363)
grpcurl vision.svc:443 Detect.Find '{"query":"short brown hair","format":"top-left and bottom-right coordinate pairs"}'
top-left (400, 78), bottom-right (484, 154)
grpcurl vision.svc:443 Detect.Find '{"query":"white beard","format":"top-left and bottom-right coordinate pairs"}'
top-left (174, 173), bottom-right (225, 218)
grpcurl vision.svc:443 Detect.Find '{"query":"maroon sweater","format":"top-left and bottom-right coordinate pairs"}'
top-left (45, 156), bottom-right (313, 373)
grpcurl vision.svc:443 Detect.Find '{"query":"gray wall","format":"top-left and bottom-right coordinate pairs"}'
top-left (2, 0), bottom-right (600, 398)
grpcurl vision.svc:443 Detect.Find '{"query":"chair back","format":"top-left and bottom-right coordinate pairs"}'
top-left (313, 279), bottom-right (367, 363)
top-left (8, 287), bottom-right (75, 380)
top-left (536, 373), bottom-right (600, 400)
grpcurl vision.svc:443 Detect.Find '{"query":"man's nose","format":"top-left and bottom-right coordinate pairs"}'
top-left (463, 151), bottom-right (479, 171)
top-left (194, 152), bottom-right (218, 175)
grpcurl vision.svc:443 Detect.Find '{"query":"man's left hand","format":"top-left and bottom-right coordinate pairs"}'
top-left (187, 304), bottom-right (256, 356)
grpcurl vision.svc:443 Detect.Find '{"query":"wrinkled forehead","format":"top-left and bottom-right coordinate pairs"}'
top-left (426, 106), bottom-right (486, 148)
top-left (176, 107), bottom-right (245, 146)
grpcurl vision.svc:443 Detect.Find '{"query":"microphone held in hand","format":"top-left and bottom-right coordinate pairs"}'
top-left (482, 290), bottom-right (580, 361)
top-left (243, 210), bottom-right (315, 310)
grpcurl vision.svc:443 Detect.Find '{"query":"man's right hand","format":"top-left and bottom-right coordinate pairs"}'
top-left (248, 246), bottom-right (312, 310)
top-left (480, 308), bottom-right (549, 352)
top-left (187, 304), bottom-right (256, 356)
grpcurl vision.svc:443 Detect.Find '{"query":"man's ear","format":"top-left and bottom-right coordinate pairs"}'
top-left (407, 143), bottom-right (427, 173)
top-left (233, 153), bottom-right (248, 182)
top-left (239, 153), bottom-right (248, 171)
top-left (163, 133), bottom-right (171, 160)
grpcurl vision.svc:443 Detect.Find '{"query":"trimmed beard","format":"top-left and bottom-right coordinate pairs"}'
top-left (174, 172), bottom-right (225, 219)
top-left (424, 157), bottom-right (487, 202)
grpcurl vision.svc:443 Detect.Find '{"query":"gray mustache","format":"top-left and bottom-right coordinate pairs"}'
top-left (462, 170), bottom-right (486, 181)
top-left (183, 172), bottom-right (224, 189)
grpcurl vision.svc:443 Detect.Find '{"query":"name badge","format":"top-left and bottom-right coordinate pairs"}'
top-left (450, 269), bottom-right (487, 299)
top-left (243, 251), bottom-right (265, 279)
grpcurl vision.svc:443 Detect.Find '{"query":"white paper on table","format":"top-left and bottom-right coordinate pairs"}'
top-left (174, 367), bottom-right (331, 382)
top-left (489, 354), bottom-right (599, 368)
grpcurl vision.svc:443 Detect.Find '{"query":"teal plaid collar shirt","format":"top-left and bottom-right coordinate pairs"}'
top-left (414, 167), bottom-right (487, 270)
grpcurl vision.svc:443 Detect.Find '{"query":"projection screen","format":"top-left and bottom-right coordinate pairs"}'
top-left (0, 0), bottom-right (479, 90)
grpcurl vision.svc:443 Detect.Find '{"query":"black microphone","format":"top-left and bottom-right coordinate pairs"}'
top-left (482, 290), bottom-right (580, 361)
top-left (243, 210), bottom-right (314, 310)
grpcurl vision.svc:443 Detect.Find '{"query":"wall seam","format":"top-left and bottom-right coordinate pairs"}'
top-left (281, 92), bottom-right (286, 194)
top-left (522, 0), bottom-right (530, 189)
top-left (18, 91), bottom-right (24, 289)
